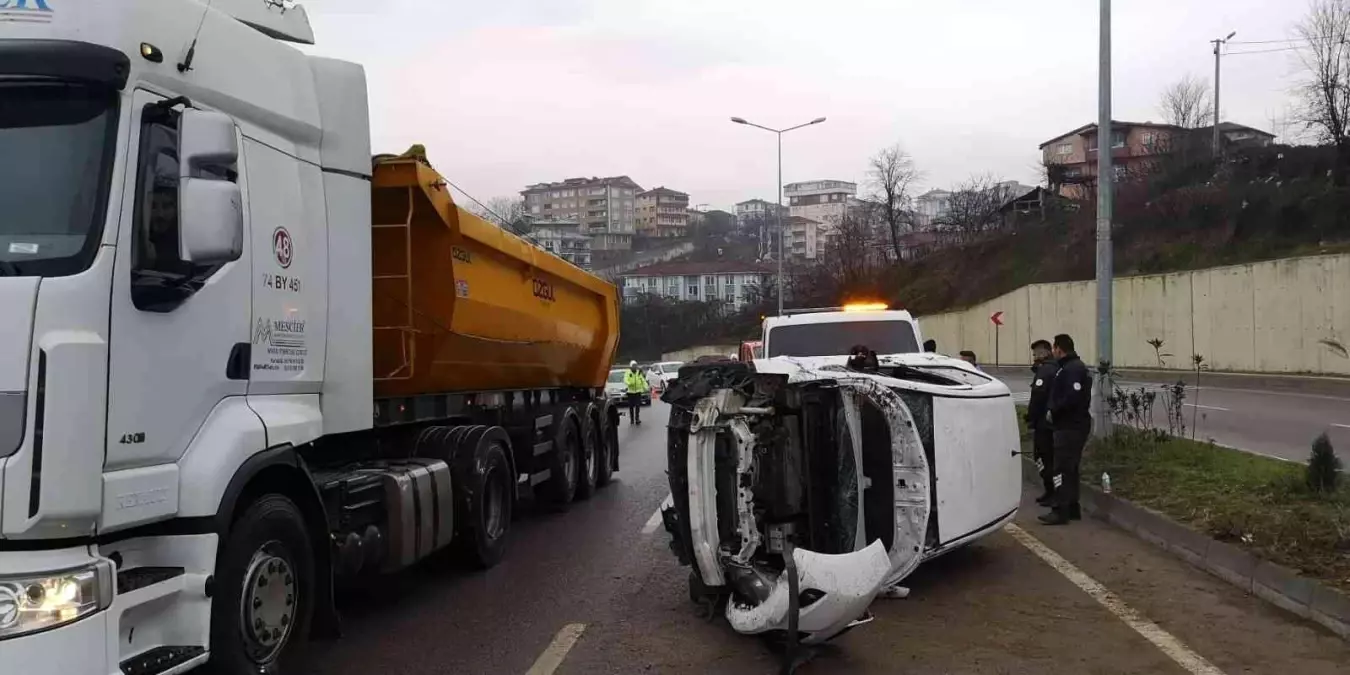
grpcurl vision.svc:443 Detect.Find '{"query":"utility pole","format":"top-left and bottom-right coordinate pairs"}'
top-left (1211, 31), bottom-right (1236, 156)
top-left (1094, 0), bottom-right (1114, 438)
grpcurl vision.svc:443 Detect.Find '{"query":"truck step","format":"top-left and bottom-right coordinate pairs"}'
top-left (120, 646), bottom-right (207, 675)
top-left (116, 567), bottom-right (185, 594)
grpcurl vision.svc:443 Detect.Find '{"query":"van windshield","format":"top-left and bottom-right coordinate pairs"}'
top-left (0, 80), bottom-right (119, 277)
top-left (767, 320), bottom-right (919, 358)
top-left (607, 370), bottom-right (626, 383)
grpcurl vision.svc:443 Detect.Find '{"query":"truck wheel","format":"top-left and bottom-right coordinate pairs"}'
top-left (576, 407), bottom-right (601, 500)
top-left (209, 494), bottom-right (314, 675)
top-left (541, 413), bottom-right (581, 510)
top-left (597, 407), bottom-right (618, 487)
top-left (458, 427), bottom-right (514, 568)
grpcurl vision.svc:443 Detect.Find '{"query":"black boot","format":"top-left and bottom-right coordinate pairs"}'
top-left (1068, 503), bottom-right (1082, 521)
top-left (1038, 509), bottom-right (1071, 526)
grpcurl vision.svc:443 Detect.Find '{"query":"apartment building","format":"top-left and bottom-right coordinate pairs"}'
top-left (1040, 120), bottom-right (1274, 197)
top-left (734, 199), bottom-right (785, 226)
top-left (785, 180), bottom-right (857, 224)
top-left (635, 187), bottom-right (690, 238)
top-left (619, 261), bottom-right (775, 312)
top-left (521, 176), bottom-right (642, 250)
top-left (527, 219), bottom-right (593, 269)
top-left (783, 216), bottom-right (825, 261)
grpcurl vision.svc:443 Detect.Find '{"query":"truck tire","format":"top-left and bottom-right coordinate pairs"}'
top-left (209, 494), bottom-right (315, 675)
top-left (456, 426), bottom-right (514, 568)
top-left (541, 410), bottom-right (581, 510)
top-left (598, 406), bottom-right (619, 487)
top-left (576, 405), bottom-right (601, 500)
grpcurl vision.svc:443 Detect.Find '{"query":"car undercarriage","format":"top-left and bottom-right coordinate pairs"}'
top-left (660, 360), bottom-right (937, 664)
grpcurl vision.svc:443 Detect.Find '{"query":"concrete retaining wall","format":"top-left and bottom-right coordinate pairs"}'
top-left (919, 254), bottom-right (1350, 375)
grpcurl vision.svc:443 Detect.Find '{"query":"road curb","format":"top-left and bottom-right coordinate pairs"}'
top-left (1018, 459), bottom-right (1350, 640)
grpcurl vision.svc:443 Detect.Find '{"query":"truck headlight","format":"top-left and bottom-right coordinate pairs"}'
top-left (0, 561), bottom-right (113, 640)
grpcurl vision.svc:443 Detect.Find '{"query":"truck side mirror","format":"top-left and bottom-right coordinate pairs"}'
top-left (177, 109), bottom-right (242, 265)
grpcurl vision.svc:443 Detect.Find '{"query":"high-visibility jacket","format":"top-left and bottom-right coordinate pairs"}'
top-left (624, 369), bottom-right (650, 394)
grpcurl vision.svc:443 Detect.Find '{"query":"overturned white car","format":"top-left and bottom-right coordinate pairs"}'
top-left (660, 355), bottom-right (1021, 648)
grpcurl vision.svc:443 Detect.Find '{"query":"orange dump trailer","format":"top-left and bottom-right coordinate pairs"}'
top-left (370, 156), bottom-right (620, 399)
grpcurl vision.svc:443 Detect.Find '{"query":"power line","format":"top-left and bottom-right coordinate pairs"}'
top-left (1226, 45), bottom-right (1303, 55)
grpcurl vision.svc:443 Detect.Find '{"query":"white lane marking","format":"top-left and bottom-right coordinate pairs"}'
top-left (641, 494), bottom-right (673, 534)
top-left (525, 623), bottom-right (587, 675)
top-left (1333, 423), bottom-right (1350, 429)
top-left (1183, 403), bottom-right (1229, 412)
top-left (1006, 524), bottom-right (1226, 675)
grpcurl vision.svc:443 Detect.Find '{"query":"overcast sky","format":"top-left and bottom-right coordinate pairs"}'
top-left (304, 0), bottom-right (1308, 211)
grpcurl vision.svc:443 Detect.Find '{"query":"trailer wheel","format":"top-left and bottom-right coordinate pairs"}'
top-left (576, 406), bottom-right (601, 500)
top-left (457, 427), bottom-right (514, 568)
top-left (541, 413), bottom-right (581, 510)
top-left (597, 406), bottom-right (618, 487)
top-left (209, 494), bottom-right (314, 675)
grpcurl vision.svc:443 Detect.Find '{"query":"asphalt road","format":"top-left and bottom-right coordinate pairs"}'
top-left (992, 367), bottom-right (1350, 463)
top-left (303, 401), bottom-right (1350, 674)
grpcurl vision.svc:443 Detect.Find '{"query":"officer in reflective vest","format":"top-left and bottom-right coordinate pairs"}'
top-left (623, 361), bottom-right (650, 425)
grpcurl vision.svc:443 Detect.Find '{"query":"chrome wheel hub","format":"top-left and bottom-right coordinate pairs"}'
top-left (240, 545), bottom-right (297, 663)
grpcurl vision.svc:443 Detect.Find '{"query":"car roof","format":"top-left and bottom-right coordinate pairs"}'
top-left (764, 309), bottom-right (915, 328)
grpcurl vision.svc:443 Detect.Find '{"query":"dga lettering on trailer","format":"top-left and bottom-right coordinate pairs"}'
top-left (252, 317), bottom-right (309, 373)
top-left (452, 246), bottom-right (472, 264)
top-left (532, 278), bottom-right (556, 302)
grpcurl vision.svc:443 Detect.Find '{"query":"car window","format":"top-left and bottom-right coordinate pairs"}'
top-left (767, 320), bottom-right (919, 358)
top-left (607, 370), bottom-right (625, 383)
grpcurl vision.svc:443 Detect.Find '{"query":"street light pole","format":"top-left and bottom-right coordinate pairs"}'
top-left (731, 115), bottom-right (827, 315)
top-left (776, 132), bottom-right (784, 315)
top-left (1211, 31), bottom-right (1236, 156)
top-left (1094, 0), bottom-right (1114, 438)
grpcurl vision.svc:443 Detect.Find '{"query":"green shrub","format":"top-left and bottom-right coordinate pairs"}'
top-left (1307, 433), bottom-right (1342, 494)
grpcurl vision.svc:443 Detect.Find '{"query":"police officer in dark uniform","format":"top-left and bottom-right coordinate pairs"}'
top-left (1039, 333), bottom-right (1093, 526)
top-left (1026, 339), bottom-right (1059, 506)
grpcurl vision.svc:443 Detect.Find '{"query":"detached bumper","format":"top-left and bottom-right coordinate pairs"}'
top-left (725, 541), bottom-right (891, 644)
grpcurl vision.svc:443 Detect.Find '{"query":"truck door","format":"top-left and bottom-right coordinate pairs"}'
top-left (105, 91), bottom-right (253, 472)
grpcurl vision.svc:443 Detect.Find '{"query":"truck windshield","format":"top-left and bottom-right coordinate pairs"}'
top-left (0, 80), bottom-right (119, 277)
top-left (767, 320), bottom-right (920, 357)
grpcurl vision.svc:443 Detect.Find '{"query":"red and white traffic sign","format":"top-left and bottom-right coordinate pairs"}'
top-left (990, 311), bottom-right (1004, 326)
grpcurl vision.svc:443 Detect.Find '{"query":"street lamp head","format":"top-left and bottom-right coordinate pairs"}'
top-left (730, 117), bottom-right (748, 124)
top-left (810, 117), bottom-right (826, 124)
top-left (1225, 31), bottom-right (1237, 41)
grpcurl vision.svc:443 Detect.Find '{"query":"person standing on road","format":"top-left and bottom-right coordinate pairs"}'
top-left (1040, 333), bottom-right (1093, 526)
top-left (623, 360), bottom-right (650, 426)
top-left (1026, 339), bottom-right (1060, 506)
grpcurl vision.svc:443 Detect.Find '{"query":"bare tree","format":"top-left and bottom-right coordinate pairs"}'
top-left (938, 174), bottom-right (1012, 242)
top-left (867, 144), bottom-right (921, 260)
top-left (1295, 0), bottom-right (1350, 180)
top-left (1158, 75), bottom-right (1214, 129)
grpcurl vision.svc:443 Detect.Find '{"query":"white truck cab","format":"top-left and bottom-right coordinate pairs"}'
top-left (1, 3), bottom-right (626, 673)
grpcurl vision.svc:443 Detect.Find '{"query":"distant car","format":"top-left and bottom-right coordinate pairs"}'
top-left (646, 361), bottom-right (684, 390)
top-left (606, 368), bottom-right (651, 406)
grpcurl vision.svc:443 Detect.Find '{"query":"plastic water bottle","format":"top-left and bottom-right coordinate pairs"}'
top-left (1101, 472), bottom-right (1112, 494)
